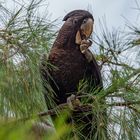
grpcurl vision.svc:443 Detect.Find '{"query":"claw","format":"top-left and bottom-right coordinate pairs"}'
top-left (67, 94), bottom-right (81, 110)
top-left (79, 39), bottom-right (94, 62)
top-left (80, 39), bottom-right (92, 53)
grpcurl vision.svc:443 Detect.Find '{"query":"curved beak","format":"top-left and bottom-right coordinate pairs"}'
top-left (76, 18), bottom-right (93, 44)
top-left (80, 18), bottom-right (94, 39)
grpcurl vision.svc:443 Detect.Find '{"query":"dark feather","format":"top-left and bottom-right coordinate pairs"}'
top-left (41, 10), bottom-right (103, 139)
top-left (63, 10), bottom-right (94, 21)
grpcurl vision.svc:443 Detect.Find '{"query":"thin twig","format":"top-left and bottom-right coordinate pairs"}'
top-left (108, 100), bottom-right (140, 107)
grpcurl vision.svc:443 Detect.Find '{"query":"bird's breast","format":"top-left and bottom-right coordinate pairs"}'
top-left (48, 47), bottom-right (88, 92)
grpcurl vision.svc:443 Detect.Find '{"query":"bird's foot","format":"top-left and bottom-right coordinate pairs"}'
top-left (67, 94), bottom-right (81, 110)
top-left (80, 39), bottom-right (92, 53)
top-left (83, 49), bottom-right (93, 62)
top-left (80, 39), bottom-right (94, 62)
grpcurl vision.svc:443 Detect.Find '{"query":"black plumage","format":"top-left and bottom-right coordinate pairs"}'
top-left (41, 10), bottom-right (103, 139)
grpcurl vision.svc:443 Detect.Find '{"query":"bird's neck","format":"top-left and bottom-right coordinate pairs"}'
top-left (52, 22), bottom-right (79, 49)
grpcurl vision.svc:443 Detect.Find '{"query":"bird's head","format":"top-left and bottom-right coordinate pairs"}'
top-left (63, 10), bottom-right (94, 45)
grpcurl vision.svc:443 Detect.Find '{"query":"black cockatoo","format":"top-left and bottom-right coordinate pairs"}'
top-left (41, 10), bottom-right (103, 139)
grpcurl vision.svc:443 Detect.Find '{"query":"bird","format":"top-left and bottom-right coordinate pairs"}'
top-left (40, 10), bottom-right (103, 139)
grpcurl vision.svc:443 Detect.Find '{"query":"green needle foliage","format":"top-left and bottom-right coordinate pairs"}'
top-left (0, 0), bottom-right (60, 139)
top-left (93, 20), bottom-right (140, 139)
top-left (0, 0), bottom-right (53, 118)
top-left (0, 0), bottom-right (140, 140)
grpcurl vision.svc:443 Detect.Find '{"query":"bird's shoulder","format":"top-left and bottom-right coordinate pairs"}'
top-left (48, 46), bottom-right (86, 63)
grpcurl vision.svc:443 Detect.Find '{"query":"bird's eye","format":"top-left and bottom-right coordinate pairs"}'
top-left (83, 19), bottom-right (87, 24)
